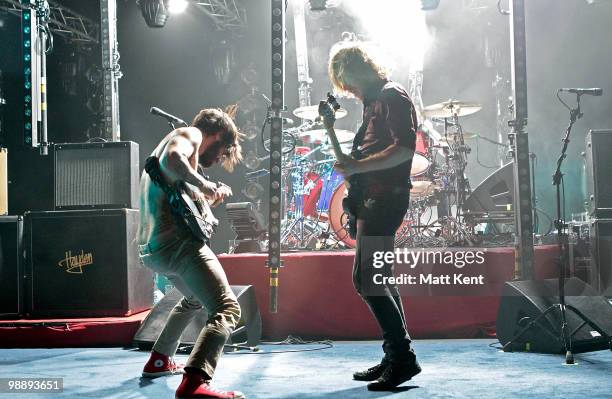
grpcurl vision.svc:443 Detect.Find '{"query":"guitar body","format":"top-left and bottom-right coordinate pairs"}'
top-left (174, 182), bottom-right (219, 243)
top-left (145, 156), bottom-right (218, 243)
top-left (318, 94), bottom-right (365, 239)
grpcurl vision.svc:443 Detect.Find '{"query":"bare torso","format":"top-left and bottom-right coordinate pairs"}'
top-left (137, 130), bottom-right (200, 247)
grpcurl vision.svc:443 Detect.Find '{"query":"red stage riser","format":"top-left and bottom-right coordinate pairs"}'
top-left (0, 311), bottom-right (150, 348)
top-left (220, 246), bottom-right (559, 340)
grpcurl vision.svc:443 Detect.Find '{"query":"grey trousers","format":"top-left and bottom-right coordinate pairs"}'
top-left (139, 238), bottom-right (241, 380)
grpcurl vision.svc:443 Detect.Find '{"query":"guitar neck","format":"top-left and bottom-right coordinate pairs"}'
top-left (326, 127), bottom-right (346, 161)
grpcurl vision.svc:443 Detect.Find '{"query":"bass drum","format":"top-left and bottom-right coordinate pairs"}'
top-left (328, 182), bottom-right (357, 248)
top-left (329, 181), bottom-right (435, 249)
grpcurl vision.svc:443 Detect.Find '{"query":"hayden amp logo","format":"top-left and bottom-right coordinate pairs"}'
top-left (58, 250), bottom-right (94, 274)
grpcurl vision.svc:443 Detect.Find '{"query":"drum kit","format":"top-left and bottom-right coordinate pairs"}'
top-left (278, 99), bottom-right (483, 250)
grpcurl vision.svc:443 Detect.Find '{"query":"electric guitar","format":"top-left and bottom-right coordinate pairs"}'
top-left (318, 93), bottom-right (364, 238)
top-left (145, 156), bottom-right (219, 243)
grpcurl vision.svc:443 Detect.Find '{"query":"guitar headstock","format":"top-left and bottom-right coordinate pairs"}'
top-left (318, 92), bottom-right (341, 128)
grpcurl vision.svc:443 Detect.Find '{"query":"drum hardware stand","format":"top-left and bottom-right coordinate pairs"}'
top-left (435, 113), bottom-right (474, 245)
top-left (280, 148), bottom-right (326, 250)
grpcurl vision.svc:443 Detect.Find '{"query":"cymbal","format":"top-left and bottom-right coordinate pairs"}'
top-left (422, 100), bottom-right (482, 118)
top-left (299, 129), bottom-right (355, 144)
top-left (438, 132), bottom-right (478, 143)
top-left (293, 105), bottom-right (348, 121)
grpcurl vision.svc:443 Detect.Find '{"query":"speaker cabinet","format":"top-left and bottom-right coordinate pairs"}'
top-left (590, 219), bottom-right (612, 296)
top-left (54, 141), bottom-right (139, 210)
top-left (496, 277), bottom-right (612, 354)
top-left (133, 285), bottom-right (262, 350)
top-left (586, 130), bottom-right (612, 218)
top-left (25, 209), bottom-right (153, 317)
top-left (0, 216), bottom-right (24, 318)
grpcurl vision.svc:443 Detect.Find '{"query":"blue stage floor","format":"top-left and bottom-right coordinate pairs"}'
top-left (1, 340), bottom-right (611, 398)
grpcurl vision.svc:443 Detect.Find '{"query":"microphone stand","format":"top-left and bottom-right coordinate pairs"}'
top-left (502, 92), bottom-right (610, 363)
top-left (549, 93), bottom-right (582, 364)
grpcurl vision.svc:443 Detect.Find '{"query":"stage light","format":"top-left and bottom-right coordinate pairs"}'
top-left (138, 0), bottom-right (169, 28)
top-left (168, 0), bottom-right (188, 14)
top-left (243, 181), bottom-right (264, 201)
top-left (340, 1), bottom-right (431, 72)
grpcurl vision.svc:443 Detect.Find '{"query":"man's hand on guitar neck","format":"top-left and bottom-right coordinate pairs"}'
top-left (211, 183), bottom-right (232, 207)
top-left (198, 180), bottom-right (233, 207)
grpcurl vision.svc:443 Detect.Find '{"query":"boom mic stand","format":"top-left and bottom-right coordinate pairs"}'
top-left (502, 92), bottom-right (610, 364)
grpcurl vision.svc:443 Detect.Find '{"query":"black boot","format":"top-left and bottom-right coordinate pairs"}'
top-left (353, 362), bottom-right (389, 381)
top-left (367, 360), bottom-right (421, 391)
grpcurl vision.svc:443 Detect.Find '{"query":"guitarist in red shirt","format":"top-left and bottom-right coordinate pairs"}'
top-left (325, 43), bottom-right (421, 391)
top-left (138, 108), bottom-right (246, 399)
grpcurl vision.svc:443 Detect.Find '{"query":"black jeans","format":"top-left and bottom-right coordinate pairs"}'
top-left (352, 192), bottom-right (415, 365)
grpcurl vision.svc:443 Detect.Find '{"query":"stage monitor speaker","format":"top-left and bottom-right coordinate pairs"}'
top-left (464, 161), bottom-right (514, 213)
top-left (586, 129), bottom-right (612, 218)
top-left (0, 148), bottom-right (7, 215)
top-left (25, 209), bottom-right (153, 317)
top-left (496, 277), bottom-right (612, 354)
top-left (54, 141), bottom-right (139, 210)
top-left (0, 216), bottom-right (24, 318)
top-left (133, 285), bottom-right (262, 350)
top-left (590, 219), bottom-right (612, 296)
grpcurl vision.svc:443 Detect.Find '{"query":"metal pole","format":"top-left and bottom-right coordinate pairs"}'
top-left (267, 0), bottom-right (285, 313)
top-left (509, 0), bottom-right (535, 279)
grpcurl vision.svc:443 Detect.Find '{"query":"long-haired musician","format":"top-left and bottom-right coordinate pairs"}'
top-left (138, 107), bottom-right (245, 399)
top-left (327, 42), bottom-right (421, 391)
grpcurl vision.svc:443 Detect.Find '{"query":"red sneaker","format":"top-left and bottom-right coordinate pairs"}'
top-left (175, 373), bottom-right (245, 399)
top-left (142, 350), bottom-right (185, 378)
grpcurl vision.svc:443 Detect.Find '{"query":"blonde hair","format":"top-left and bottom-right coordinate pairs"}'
top-left (191, 106), bottom-right (244, 172)
top-left (328, 42), bottom-right (389, 96)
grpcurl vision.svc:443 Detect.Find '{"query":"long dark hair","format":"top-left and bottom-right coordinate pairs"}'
top-left (191, 106), bottom-right (244, 171)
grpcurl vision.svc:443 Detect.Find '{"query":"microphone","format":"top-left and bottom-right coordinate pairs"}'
top-left (150, 107), bottom-right (187, 126)
top-left (559, 88), bottom-right (603, 96)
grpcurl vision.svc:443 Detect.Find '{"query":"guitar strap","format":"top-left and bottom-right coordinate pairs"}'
top-left (144, 156), bottom-right (176, 208)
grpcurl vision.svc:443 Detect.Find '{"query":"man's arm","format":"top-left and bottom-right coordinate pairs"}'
top-left (355, 144), bottom-right (414, 173)
top-left (356, 91), bottom-right (416, 173)
top-left (159, 127), bottom-right (217, 196)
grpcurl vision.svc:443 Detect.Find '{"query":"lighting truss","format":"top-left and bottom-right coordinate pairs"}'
top-left (0, 0), bottom-right (99, 44)
top-left (194, 0), bottom-right (246, 33)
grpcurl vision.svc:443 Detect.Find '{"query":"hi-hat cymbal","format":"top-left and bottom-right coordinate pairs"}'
top-left (438, 132), bottom-right (478, 143)
top-left (299, 129), bottom-right (355, 144)
top-left (422, 100), bottom-right (482, 118)
top-left (293, 105), bottom-right (348, 120)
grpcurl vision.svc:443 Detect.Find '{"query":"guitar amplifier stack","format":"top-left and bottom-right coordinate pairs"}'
top-left (0, 141), bottom-right (153, 319)
top-left (585, 130), bottom-right (612, 296)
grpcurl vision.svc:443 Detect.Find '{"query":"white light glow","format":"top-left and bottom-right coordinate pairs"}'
top-left (340, 0), bottom-right (432, 73)
top-left (168, 0), bottom-right (189, 14)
